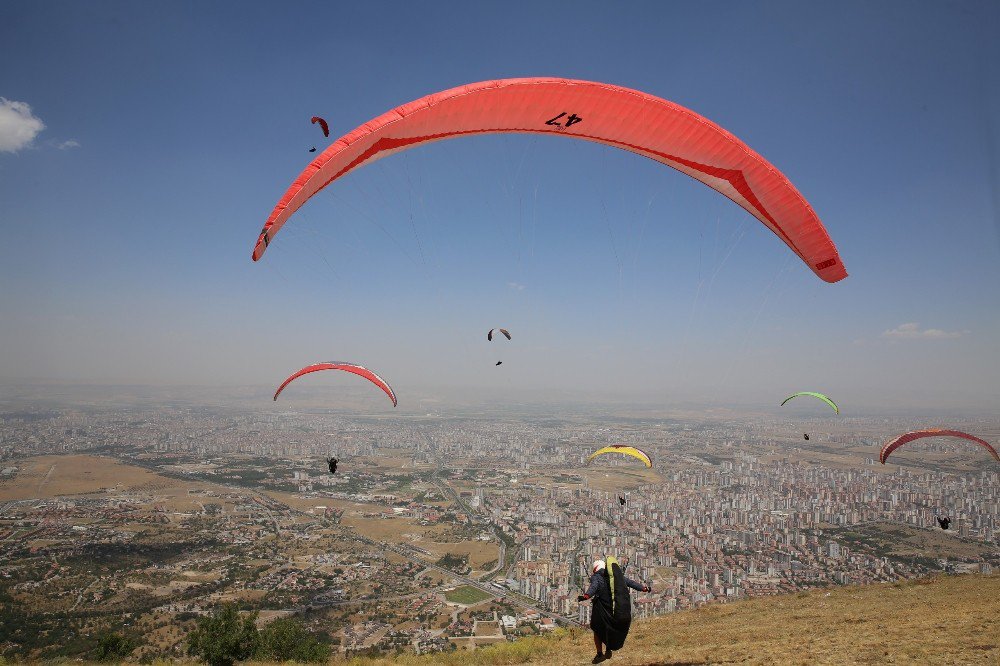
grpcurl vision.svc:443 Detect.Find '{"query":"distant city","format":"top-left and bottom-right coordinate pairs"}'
top-left (1, 386), bottom-right (998, 659)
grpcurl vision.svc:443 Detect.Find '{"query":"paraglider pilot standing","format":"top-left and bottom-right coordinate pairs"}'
top-left (578, 557), bottom-right (650, 663)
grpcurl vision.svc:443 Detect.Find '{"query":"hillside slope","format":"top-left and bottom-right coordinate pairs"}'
top-left (342, 574), bottom-right (999, 665)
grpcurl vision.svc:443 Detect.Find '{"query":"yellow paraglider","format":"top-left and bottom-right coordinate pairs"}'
top-left (586, 445), bottom-right (652, 468)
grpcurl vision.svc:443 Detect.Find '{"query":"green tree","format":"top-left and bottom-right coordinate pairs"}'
top-left (186, 605), bottom-right (259, 666)
top-left (93, 631), bottom-right (140, 662)
top-left (256, 618), bottom-right (331, 663)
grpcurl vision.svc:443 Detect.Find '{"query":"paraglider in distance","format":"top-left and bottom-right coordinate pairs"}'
top-left (487, 328), bottom-right (511, 341)
top-left (327, 457), bottom-right (339, 474)
top-left (879, 429), bottom-right (999, 465)
top-left (495, 361), bottom-right (502, 366)
top-left (937, 516), bottom-right (951, 530)
top-left (488, 329), bottom-right (510, 366)
top-left (780, 392), bottom-right (839, 414)
top-left (310, 116), bottom-right (329, 137)
top-left (273, 362), bottom-right (397, 407)
top-left (252, 78), bottom-right (847, 284)
top-left (803, 433), bottom-right (810, 441)
top-left (587, 445), bottom-right (652, 468)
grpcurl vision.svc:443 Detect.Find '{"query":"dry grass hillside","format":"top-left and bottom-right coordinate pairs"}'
top-left (337, 574), bottom-right (999, 665)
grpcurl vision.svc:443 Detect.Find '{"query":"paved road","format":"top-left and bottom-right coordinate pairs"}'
top-left (431, 472), bottom-right (508, 580)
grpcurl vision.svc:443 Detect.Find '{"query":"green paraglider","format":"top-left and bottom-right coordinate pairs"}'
top-left (780, 392), bottom-right (839, 414)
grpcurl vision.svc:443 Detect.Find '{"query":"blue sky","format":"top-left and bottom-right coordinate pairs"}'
top-left (1, 1), bottom-right (998, 412)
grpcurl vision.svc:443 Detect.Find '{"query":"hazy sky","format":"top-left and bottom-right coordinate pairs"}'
top-left (2, 1), bottom-right (999, 412)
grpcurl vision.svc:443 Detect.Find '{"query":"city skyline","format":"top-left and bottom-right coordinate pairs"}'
top-left (2, 398), bottom-right (997, 659)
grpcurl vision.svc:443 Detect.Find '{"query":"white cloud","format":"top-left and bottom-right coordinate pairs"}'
top-left (0, 98), bottom-right (45, 153)
top-left (880, 322), bottom-right (966, 340)
top-left (507, 282), bottom-right (526, 291)
top-left (57, 139), bottom-right (80, 150)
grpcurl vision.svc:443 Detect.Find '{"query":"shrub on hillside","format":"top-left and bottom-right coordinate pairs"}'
top-left (256, 617), bottom-right (330, 663)
top-left (92, 631), bottom-right (140, 662)
top-left (186, 605), bottom-right (259, 666)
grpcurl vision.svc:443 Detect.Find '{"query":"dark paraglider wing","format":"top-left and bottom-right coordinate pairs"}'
top-left (488, 328), bottom-right (511, 342)
top-left (310, 116), bottom-right (330, 137)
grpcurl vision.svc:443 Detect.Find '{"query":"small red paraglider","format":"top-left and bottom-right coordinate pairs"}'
top-left (310, 116), bottom-right (330, 137)
top-left (880, 429), bottom-right (999, 465)
top-left (273, 362), bottom-right (396, 407)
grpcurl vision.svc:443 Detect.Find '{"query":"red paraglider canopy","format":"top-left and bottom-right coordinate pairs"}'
top-left (273, 362), bottom-right (397, 407)
top-left (255, 78), bottom-right (846, 283)
top-left (880, 429), bottom-right (999, 465)
top-left (310, 116), bottom-right (329, 137)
